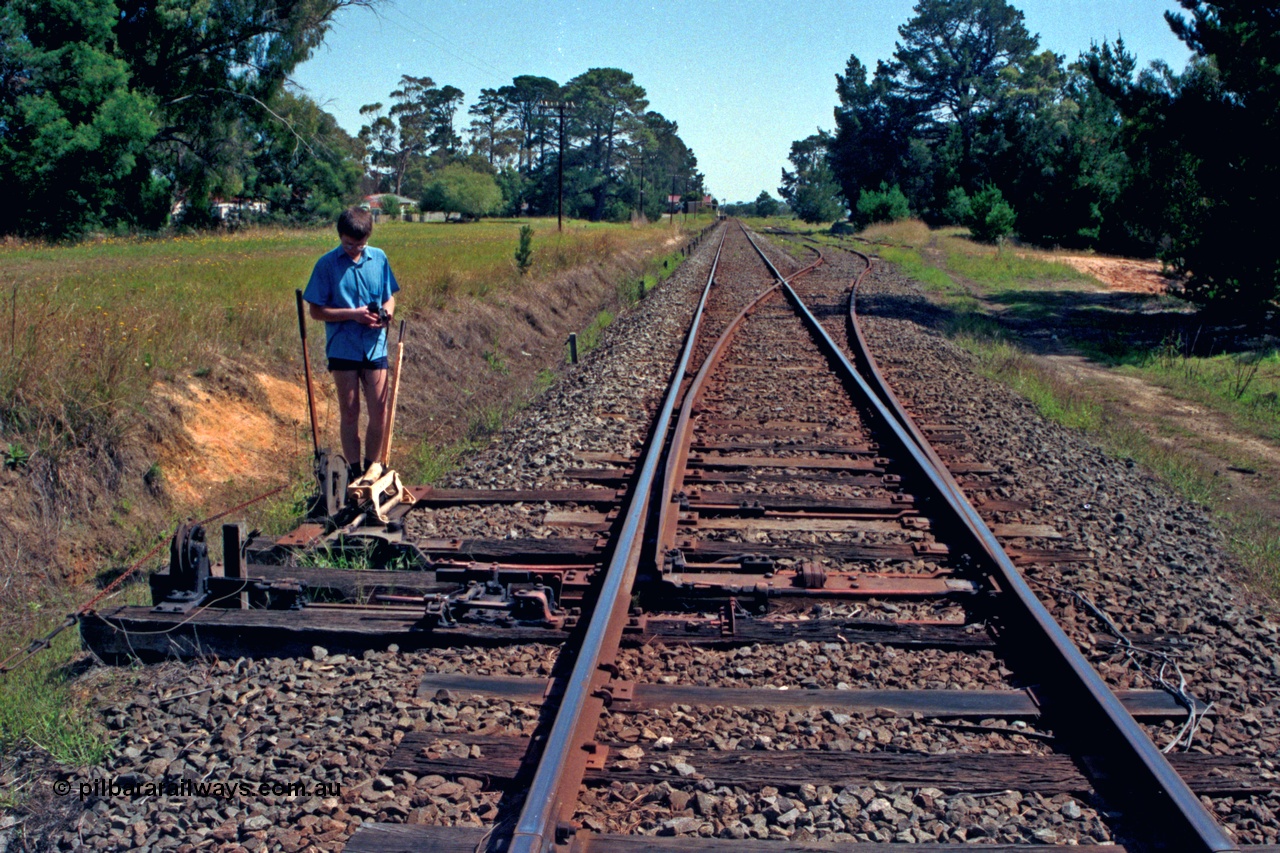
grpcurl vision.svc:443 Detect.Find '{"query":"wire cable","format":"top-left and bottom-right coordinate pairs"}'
top-left (0, 482), bottom-right (290, 675)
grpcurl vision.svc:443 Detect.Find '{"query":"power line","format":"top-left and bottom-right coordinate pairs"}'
top-left (388, 2), bottom-right (505, 79)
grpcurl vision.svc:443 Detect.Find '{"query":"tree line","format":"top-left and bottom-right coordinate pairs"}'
top-left (782, 0), bottom-right (1279, 315)
top-left (359, 68), bottom-right (703, 222)
top-left (0, 0), bottom-right (703, 239)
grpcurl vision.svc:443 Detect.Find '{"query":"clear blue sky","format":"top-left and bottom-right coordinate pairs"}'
top-left (291, 0), bottom-right (1194, 204)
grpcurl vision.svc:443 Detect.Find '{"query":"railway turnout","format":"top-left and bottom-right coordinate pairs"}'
top-left (79, 222), bottom-right (1267, 852)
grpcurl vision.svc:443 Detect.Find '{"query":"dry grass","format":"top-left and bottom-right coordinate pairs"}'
top-left (0, 219), bottom-right (680, 454)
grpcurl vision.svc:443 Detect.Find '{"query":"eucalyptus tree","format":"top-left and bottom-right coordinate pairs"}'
top-left (466, 88), bottom-right (518, 167)
top-left (360, 75), bottom-right (464, 196)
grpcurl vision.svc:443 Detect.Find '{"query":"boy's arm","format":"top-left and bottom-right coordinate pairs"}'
top-left (308, 302), bottom-right (383, 326)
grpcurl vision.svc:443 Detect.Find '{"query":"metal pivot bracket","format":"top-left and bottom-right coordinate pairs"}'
top-left (153, 523), bottom-right (211, 613)
top-left (311, 449), bottom-right (348, 520)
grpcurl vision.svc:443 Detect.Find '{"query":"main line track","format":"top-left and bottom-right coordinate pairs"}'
top-left (83, 222), bottom-right (1256, 852)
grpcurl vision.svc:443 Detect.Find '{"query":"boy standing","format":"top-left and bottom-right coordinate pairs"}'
top-left (303, 206), bottom-right (400, 480)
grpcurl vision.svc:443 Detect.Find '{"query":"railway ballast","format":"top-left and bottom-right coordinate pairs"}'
top-left (59, 222), bottom-right (1280, 853)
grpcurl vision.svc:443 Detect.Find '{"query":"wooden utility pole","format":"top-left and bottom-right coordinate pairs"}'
top-left (539, 100), bottom-right (576, 232)
top-left (669, 174), bottom-right (679, 227)
top-left (637, 149), bottom-right (645, 218)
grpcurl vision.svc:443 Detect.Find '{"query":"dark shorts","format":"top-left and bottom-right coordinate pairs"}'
top-left (327, 356), bottom-right (389, 372)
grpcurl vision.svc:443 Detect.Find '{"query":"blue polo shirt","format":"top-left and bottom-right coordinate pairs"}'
top-left (303, 245), bottom-right (401, 361)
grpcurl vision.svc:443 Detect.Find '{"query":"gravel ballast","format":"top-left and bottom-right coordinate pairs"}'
top-left (18, 225), bottom-right (1279, 850)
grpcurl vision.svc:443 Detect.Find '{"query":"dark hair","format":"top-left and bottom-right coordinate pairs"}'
top-left (337, 206), bottom-right (374, 240)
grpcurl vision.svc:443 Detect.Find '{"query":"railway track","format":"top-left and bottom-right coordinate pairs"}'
top-left (79, 222), bottom-right (1271, 852)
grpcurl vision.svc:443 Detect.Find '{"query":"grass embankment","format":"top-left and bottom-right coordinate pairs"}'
top-left (2, 219), bottom-right (679, 449)
top-left (0, 215), bottom-right (702, 778)
top-left (831, 219), bottom-right (1280, 594)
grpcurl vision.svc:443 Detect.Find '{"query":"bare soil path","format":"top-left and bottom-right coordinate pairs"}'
top-left (944, 250), bottom-right (1279, 588)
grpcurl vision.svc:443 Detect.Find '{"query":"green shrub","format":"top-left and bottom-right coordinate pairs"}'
top-left (420, 166), bottom-right (503, 220)
top-left (967, 184), bottom-right (1016, 243)
top-left (944, 186), bottom-right (972, 225)
top-left (855, 183), bottom-right (910, 226)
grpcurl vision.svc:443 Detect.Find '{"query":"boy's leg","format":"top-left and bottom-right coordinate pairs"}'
top-left (332, 370), bottom-right (363, 468)
top-left (360, 368), bottom-right (391, 468)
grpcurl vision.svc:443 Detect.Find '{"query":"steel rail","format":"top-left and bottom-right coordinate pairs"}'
top-left (652, 232), bottom-right (825, 558)
top-left (508, 223), bottom-right (729, 853)
top-left (840, 252), bottom-right (1236, 852)
top-left (741, 226), bottom-right (1236, 852)
top-left (653, 283), bottom-right (780, 556)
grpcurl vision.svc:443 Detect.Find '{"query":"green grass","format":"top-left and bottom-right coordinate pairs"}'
top-left (0, 629), bottom-right (114, 768)
top-left (0, 218), bottom-right (690, 461)
top-left (954, 329), bottom-right (1279, 589)
top-left (954, 331), bottom-right (1102, 431)
top-left (0, 578), bottom-right (154, 773)
top-left (1130, 348), bottom-right (1280, 440)
top-left (578, 309), bottom-right (616, 354)
top-left (940, 238), bottom-right (1091, 292)
top-left (408, 437), bottom-right (484, 486)
top-left (877, 245), bottom-right (968, 301)
top-left (858, 216), bottom-right (1280, 595)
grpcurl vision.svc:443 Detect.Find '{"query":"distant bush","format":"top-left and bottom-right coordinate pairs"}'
top-left (855, 182), bottom-right (910, 226)
top-left (754, 191), bottom-right (779, 217)
top-left (379, 195), bottom-right (401, 219)
top-left (420, 166), bottom-right (503, 220)
top-left (967, 184), bottom-right (1017, 243)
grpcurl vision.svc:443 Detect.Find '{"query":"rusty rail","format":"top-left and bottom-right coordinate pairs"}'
top-left (507, 223), bottom-right (730, 853)
top-left (740, 226), bottom-right (1237, 853)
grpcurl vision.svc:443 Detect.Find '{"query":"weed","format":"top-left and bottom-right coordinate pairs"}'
top-left (3, 442), bottom-right (29, 470)
top-left (467, 406), bottom-right (507, 441)
top-left (1227, 351), bottom-right (1263, 400)
top-left (482, 348), bottom-right (509, 375)
top-left (534, 367), bottom-right (557, 392)
top-left (297, 543), bottom-right (376, 571)
top-left (409, 438), bottom-right (479, 486)
top-left (578, 310), bottom-right (615, 355)
top-left (0, 615), bottom-right (114, 769)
